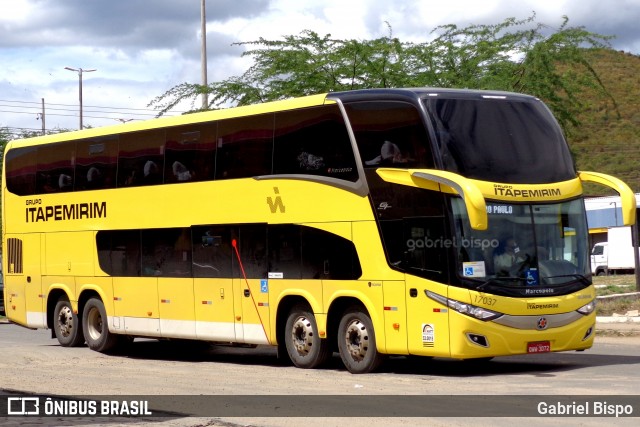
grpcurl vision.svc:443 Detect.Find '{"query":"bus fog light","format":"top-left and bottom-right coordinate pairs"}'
top-left (466, 333), bottom-right (489, 347)
top-left (582, 326), bottom-right (594, 341)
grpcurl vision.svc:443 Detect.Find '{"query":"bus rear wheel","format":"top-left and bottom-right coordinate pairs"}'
top-left (82, 297), bottom-right (120, 353)
top-left (284, 304), bottom-right (331, 369)
top-left (53, 297), bottom-right (85, 347)
top-left (337, 307), bottom-right (383, 374)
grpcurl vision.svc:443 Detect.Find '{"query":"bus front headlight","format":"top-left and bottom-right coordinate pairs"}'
top-left (577, 300), bottom-right (596, 315)
top-left (425, 290), bottom-right (503, 321)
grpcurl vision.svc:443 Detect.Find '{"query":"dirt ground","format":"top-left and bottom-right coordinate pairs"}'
top-left (2, 321), bottom-right (640, 427)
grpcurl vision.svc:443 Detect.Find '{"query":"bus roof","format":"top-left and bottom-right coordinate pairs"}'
top-left (6, 87), bottom-right (538, 149)
top-left (6, 93), bottom-right (332, 148)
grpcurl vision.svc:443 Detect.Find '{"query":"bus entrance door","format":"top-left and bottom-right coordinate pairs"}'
top-left (233, 277), bottom-right (271, 345)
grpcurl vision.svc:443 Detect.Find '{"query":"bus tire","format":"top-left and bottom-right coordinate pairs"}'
top-left (338, 307), bottom-right (383, 374)
top-left (53, 297), bottom-right (85, 347)
top-left (284, 304), bottom-right (331, 369)
top-left (82, 297), bottom-right (119, 353)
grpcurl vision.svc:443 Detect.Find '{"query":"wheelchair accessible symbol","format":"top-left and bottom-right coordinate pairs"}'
top-left (260, 280), bottom-right (268, 293)
top-left (526, 269), bottom-right (539, 286)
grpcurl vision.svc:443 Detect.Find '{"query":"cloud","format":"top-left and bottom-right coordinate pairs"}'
top-left (0, 0), bottom-right (270, 51)
top-left (1, 0), bottom-right (638, 132)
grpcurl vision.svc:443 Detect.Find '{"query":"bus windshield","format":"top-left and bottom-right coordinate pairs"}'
top-left (424, 96), bottom-right (576, 184)
top-left (452, 198), bottom-right (590, 294)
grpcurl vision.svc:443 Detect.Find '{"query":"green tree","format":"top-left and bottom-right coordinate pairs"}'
top-left (151, 13), bottom-right (612, 134)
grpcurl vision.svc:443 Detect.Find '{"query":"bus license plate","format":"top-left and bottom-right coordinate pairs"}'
top-left (527, 341), bottom-right (551, 353)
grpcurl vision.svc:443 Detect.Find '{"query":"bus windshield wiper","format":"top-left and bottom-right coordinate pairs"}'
top-left (407, 266), bottom-right (442, 274)
top-left (543, 274), bottom-right (590, 286)
top-left (476, 276), bottom-right (527, 290)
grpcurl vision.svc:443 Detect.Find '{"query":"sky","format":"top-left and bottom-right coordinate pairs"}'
top-left (1, 0), bottom-right (639, 133)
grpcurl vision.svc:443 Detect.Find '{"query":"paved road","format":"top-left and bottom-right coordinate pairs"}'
top-left (1, 321), bottom-right (639, 426)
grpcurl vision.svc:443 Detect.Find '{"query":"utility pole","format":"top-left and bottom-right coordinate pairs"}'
top-left (64, 66), bottom-right (96, 129)
top-left (201, 0), bottom-right (208, 110)
top-left (40, 98), bottom-right (46, 135)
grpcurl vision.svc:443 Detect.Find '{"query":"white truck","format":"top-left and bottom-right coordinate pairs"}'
top-left (591, 226), bottom-right (639, 275)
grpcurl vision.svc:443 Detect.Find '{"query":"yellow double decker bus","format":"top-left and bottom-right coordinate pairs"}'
top-left (2, 88), bottom-right (635, 373)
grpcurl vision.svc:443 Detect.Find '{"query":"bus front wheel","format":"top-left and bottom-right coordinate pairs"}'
top-left (337, 307), bottom-right (383, 374)
top-left (53, 297), bottom-right (85, 347)
top-left (82, 298), bottom-right (119, 353)
top-left (284, 304), bottom-right (331, 369)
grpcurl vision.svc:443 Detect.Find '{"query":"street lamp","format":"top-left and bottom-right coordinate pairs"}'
top-left (200, 0), bottom-right (208, 110)
top-left (610, 201), bottom-right (619, 226)
top-left (64, 66), bottom-right (96, 129)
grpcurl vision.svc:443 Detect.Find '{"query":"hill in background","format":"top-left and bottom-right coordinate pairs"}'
top-left (570, 49), bottom-right (640, 194)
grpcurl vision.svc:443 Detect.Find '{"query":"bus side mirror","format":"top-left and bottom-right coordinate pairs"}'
top-left (376, 168), bottom-right (488, 231)
top-left (578, 171), bottom-right (637, 226)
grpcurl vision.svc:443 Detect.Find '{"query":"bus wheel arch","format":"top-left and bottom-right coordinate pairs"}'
top-left (51, 293), bottom-right (85, 347)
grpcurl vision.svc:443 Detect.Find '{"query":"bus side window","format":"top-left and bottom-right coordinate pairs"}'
top-left (216, 114), bottom-right (274, 180)
top-left (165, 123), bottom-right (217, 183)
top-left (75, 137), bottom-right (118, 191)
top-left (96, 230), bottom-right (141, 277)
top-left (345, 101), bottom-right (435, 170)
top-left (274, 105), bottom-right (358, 182)
top-left (118, 129), bottom-right (165, 187)
top-left (268, 225), bottom-right (302, 279)
top-left (192, 226), bottom-right (234, 278)
top-left (141, 228), bottom-right (192, 277)
top-left (5, 146), bottom-right (37, 196)
top-left (237, 225), bottom-right (268, 279)
top-left (36, 142), bottom-right (76, 193)
top-left (301, 226), bottom-right (362, 280)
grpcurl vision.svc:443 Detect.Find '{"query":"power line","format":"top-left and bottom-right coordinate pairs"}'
top-left (0, 105), bottom-right (159, 118)
top-left (0, 102), bottom-right (157, 114)
top-left (0, 98), bottom-right (186, 126)
top-left (0, 98), bottom-right (183, 114)
top-left (0, 109), bottom-right (156, 121)
top-left (0, 97), bottom-right (189, 133)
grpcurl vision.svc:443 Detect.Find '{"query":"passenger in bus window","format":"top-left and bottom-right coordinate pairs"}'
top-left (86, 167), bottom-right (104, 189)
top-left (58, 174), bottom-right (72, 190)
top-left (365, 140), bottom-right (409, 166)
top-left (172, 161), bottom-right (193, 181)
top-left (143, 160), bottom-right (161, 184)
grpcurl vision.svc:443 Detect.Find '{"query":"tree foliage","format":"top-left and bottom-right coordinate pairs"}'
top-left (148, 13), bottom-right (614, 134)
